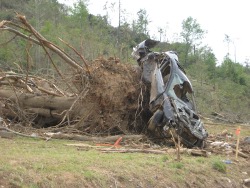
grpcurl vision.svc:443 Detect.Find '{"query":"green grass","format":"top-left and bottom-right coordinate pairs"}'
top-left (0, 134), bottom-right (248, 187)
top-left (205, 123), bottom-right (250, 138)
top-left (169, 162), bottom-right (184, 169)
top-left (212, 159), bottom-right (227, 173)
top-left (161, 155), bottom-right (169, 162)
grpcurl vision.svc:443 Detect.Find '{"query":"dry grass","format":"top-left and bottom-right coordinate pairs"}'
top-left (0, 123), bottom-right (249, 188)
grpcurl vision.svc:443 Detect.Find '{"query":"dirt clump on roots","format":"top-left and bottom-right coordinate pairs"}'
top-left (74, 57), bottom-right (145, 135)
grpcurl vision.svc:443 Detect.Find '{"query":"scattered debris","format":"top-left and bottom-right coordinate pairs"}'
top-left (0, 130), bottom-right (15, 139)
top-left (95, 136), bottom-right (123, 148)
top-left (244, 137), bottom-right (250, 144)
top-left (44, 132), bottom-right (145, 143)
top-left (244, 178), bottom-right (250, 187)
top-left (0, 14), bottom-right (249, 161)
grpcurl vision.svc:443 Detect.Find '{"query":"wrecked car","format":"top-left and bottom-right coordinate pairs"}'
top-left (132, 39), bottom-right (208, 148)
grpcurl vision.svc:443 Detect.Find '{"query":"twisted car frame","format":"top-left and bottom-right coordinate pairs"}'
top-left (132, 39), bottom-right (208, 148)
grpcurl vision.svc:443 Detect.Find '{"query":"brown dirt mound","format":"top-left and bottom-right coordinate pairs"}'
top-left (73, 57), bottom-right (143, 135)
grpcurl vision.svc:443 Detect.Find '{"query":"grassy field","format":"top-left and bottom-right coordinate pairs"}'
top-left (0, 123), bottom-right (249, 188)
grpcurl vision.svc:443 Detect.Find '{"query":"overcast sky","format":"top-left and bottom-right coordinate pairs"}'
top-left (59, 0), bottom-right (250, 64)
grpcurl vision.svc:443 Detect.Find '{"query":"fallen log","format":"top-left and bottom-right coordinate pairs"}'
top-left (1, 107), bottom-right (67, 120)
top-left (0, 89), bottom-right (88, 125)
top-left (99, 148), bottom-right (168, 154)
top-left (66, 143), bottom-right (103, 148)
top-left (232, 148), bottom-right (249, 158)
top-left (27, 108), bottom-right (65, 119)
top-left (0, 126), bottom-right (47, 140)
top-left (97, 148), bottom-right (209, 156)
top-left (0, 89), bottom-right (76, 110)
top-left (46, 132), bottom-right (145, 143)
top-left (189, 149), bottom-right (209, 157)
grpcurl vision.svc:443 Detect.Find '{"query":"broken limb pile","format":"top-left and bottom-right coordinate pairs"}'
top-left (0, 58), bottom-right (142, 133)
top-left (0, 13), bottom-right (146, 135)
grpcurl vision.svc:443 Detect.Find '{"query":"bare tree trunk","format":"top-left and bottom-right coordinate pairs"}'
top-left (0, 89), bottom-right (76, 110)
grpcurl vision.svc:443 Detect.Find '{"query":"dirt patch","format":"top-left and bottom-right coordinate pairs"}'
top-left (0, 176), bottom-right (10, 188)
top-left (75, 57), bottom-right (143, 135)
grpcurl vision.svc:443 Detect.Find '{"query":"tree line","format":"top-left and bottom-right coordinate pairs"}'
top-left (0, 0), bottom-right (249, 121)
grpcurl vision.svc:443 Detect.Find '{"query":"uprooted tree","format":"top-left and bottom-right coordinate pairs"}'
top-left (0, 13), bottom-right (149, 136)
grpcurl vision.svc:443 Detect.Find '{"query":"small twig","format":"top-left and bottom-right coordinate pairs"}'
top-left (36, 86), bottom-right (63, 97)
top-left (132, 78), bottom-right (146, 129)
top-left (4, 75), bottom-right (31, 124)
top-left (59, 37), bottom-right (90, 74)
top-left (19, 79), bottom-right (33, 93)
top-left (1, 15), bottom-right (87, 95)
top-left (16, 14), bottom-right (83, 70)
top-left (169, 130), bottom-right (177, 147)
top-left (56, 88), bottom-right (89, 127)
top-left (37, 38), bottom-right (75, 94)
top-left (12, 62), bottom-right (26, 75)
top-left (1, 26), bottom-right (40, 45)
top-left (170, 130), bottom-right (181, 161)
top-left (0, 34), bottom-right (18, 46)
top-left (52, 84), bottom-right (67, 96)
top-left (74, 105), bottom-right (95, 129)
top-left (177, 135), bottom-right (181, 161)
top-left (1, 25), bottom-right (77, 94)
top-left (7, 20), bottom-right (31, 33)
top-left (0, 124), bottom-right (47, 140)
top-left (98, 148), bottom-right (168, 154)
top-left (25, 39), bottom-right (33, 82)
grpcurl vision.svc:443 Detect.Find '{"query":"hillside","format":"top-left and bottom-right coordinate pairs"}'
top-left (0, 0), bottom-right (249, 122)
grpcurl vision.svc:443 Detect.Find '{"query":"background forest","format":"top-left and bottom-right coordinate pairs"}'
top-left (0, 0), bottom-right (249, 122)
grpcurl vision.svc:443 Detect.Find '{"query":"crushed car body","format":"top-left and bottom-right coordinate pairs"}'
top-left (132, 39), bottom-right (208, 148)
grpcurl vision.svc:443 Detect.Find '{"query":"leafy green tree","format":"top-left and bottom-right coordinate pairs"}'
top-left (201, 46), bottom-right (216, 77)
top-left (134, 9), bottom-right (150, 36)
top-left (180, 16), bottom-right (206, 65)
top-left (217, 56), bottom-right (247, 86)
top-left (70, 0), bottom-right (89, 29)
top-left (167, 42), bottom-right (187, 64)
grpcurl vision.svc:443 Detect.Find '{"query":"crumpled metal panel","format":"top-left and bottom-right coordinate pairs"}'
top-left (132, 39), bottom-right (208, 148)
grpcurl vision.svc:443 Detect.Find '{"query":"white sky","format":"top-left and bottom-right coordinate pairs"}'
top-left (59, 0), bottom-right (250, 64)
